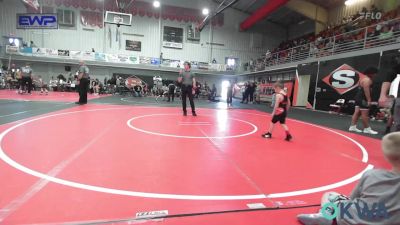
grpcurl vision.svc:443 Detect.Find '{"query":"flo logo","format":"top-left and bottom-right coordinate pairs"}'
top-left (322, 64), bottom-right (367, 95)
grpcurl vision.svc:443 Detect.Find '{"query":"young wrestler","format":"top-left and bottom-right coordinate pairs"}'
top-left (262, 81), bottom-right (292, 141)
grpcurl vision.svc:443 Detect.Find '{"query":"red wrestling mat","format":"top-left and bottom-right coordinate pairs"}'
top-left (0, 105), bottom-right (388, 224)
top-left (0, 90), bottom-right (109, 103)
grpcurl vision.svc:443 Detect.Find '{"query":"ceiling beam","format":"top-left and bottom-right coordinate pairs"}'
top-left (240, 0), bottom-right (289, 31)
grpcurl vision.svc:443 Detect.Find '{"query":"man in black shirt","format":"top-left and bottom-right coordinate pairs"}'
top-left (379, 61), bottom-right (400, 132)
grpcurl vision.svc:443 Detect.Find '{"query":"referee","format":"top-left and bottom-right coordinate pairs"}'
top-left (76, 60), bottom-right (89, 105)
top-left (177, 62), bottom-right (196, 116)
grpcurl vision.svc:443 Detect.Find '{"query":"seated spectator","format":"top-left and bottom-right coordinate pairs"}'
top-left (49, 76), bottom-right (58, 91)
top-left (209, 84), bottom-right (217, 101)
top-left (379, 25), bottom-right (394, 40)
top-left (37, 75), bottom-right (48, 95)
top-left (133, 83), bottom-right (142, 97)
top-left (297, 132), bottom-right (400, 225)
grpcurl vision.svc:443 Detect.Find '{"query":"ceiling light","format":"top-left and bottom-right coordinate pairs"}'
top-left (345, 0), bottom-right (358, 6)
top-left (153, 0), bottom-right (160, 8)
top-left (202, 8), bottom-right (209, 15)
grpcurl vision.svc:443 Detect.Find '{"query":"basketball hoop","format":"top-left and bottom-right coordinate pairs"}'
top-left (115, 0), bottom-right (134, 13)
top-left (114, 15), bottom-right (123, 27)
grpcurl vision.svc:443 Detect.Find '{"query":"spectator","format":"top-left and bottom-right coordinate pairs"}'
top-left (248, 82), bottom-right (256, 104)
top-left (227, 80), bottom-right (233, 108)
top-left (297, 132), bottom-right (400, 225)
top-left (167, 82), bottom-right (175, 102)
top-left (379, 26), bottom-right (394, 41)
top-left (133, 83), bottom-right (142, 97)
top-left (241, 83), bottom-right (250, 104)
top-left (349, 67), bottom-right (379, 134)
top-left (38, 75), bottom-right (48, 95)
top-left (49, 76), bottom-right (58, 91)
top-left (209, 84), bottom-right (217, 101)
top-left (30, 41), bottom-right (37, 48)
top-left (19, 63), bottom-right (33, 94)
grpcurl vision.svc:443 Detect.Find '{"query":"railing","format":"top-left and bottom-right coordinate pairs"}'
top-left (252, 16), bottom-right (400, 70)
top-left (2, 45), bottom-right (228, 72)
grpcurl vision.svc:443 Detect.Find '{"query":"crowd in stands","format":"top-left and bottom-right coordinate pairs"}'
top-left (246, 4), bottom-right (400, 71)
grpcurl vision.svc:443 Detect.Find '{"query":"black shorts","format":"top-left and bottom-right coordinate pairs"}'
top-left (355, 100), bottom-right (369, 110)
top-left (272, 112), bottom-right (287, 124)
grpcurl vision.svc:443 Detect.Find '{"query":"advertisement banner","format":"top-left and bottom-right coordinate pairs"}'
top-left (106, 54), bottom-right (119, 63)
top-left (16, 13), bottom-right (58, 29)
top-left (46, 48), bottom-right (58, 57)
top-left (20, 47), bottom-right (33, 55)
top-left (258, 82), bottom-right (294, 100)
top-left (82, 51), bottom-right (95, 61)
top-left (139, 56), bottom-right (151, 64)
top-left (297, 53), bottom-right (380, 111)
top-left (70, 50), bottom-right (82, 59)
top-left (128, 56), bottom-right (139, 64)
top-left (58, 49), bottom-right (70, 57)
top-left (32, 47), bottom-right (47, 56)
top-left (118, 54), bottom-right (130, 63)
top-left (95, 52), bottom-right (106, 61)
top-left (198, 62), bottom-right (209, 70)
top-left (151, 58), bottom-right (160, 65)
top-left (125, 40), bottom-right (141, 51)
top-left (6, 45), bottom-right (20, 54)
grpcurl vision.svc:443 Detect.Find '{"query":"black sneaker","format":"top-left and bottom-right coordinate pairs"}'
top-left (192, 112), bottom-right (197, 116)
top-left (183, 111), bottom-right (187, 116)
top-left (261, 133), bottom-right (272, 138)
top-left (285, 134), bottom-right (292, 141)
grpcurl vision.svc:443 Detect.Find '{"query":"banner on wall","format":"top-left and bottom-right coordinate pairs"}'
top-left (169, 60), bottom-right (182, 68)
top-left (139, 56), bottom-right (151, 64)
top-left (161, 59), bottom-right (172, 66)
top-left (190, 61), bottom-right (198, 69)
top-left (46, 48), bottom-right (58, 56)
top-left (20, 47), bottom-right (33, 55)
top-left (163, 26), bottom-right (183, 49)
top-left (297, 53), bottom-right (381, 111)
top-left (125, 40), bottom-right (141, 51)
top-left (58, 49), bottom-right (70, 57)
top-left (321, 64), bottom-right (367, 95)
top-left (95, 52), bottom-right (106, 61)
top-left (129, 56), bottom-right (139, 64)
top-left (6, 45), bottom-right (20, 54)
top-left (70, 50), bottom-right (82, 59)
top-left (151, 58), bottom-right (160, 65)
top-left (258, 82), bottom-right (294, 100)
top-left (198, 62), bottom-right (209, 70)
top-left (82, 51), bottom-right (95, 60)
top-left (106, 54), bottom-right (119, 63)
top-left (32, 47), bottom-right (47, 56)
top-left (118, 54), bottom-right (130, 63)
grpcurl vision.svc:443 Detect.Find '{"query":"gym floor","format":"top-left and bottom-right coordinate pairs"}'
top-left (0, 90), bottom-right (389, 225)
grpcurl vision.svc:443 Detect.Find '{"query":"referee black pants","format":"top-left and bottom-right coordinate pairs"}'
top-left (21, 76), bottom-right (32, 93)
top-left (78, 78), bottom-right (89, 103)
top-left (181, 85), bottom-right (195, 113)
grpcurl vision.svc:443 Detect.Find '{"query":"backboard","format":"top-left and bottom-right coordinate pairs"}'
top-left (104, 11), bottom-right (132, 26)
